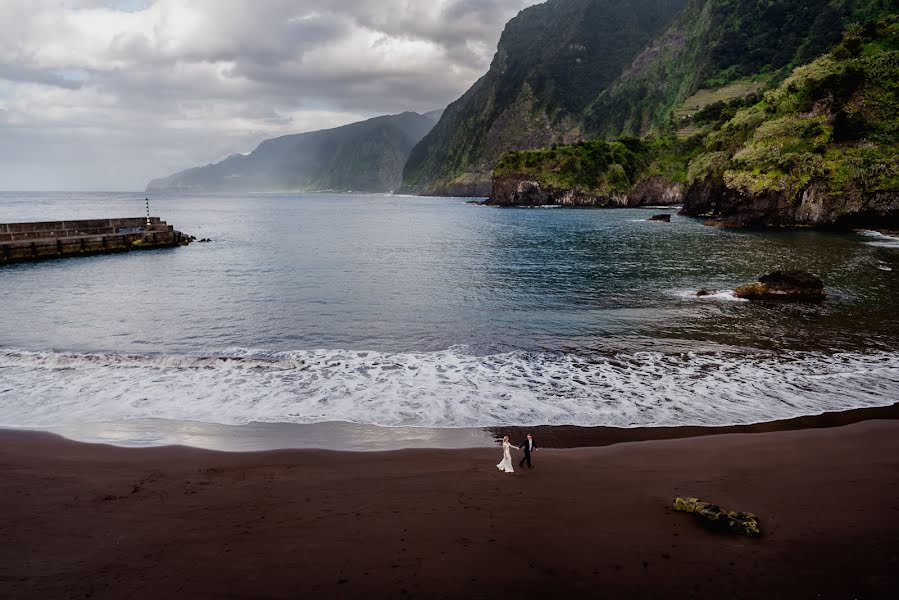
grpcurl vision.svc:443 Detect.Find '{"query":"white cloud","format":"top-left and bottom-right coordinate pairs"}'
top-left (0, 0), bottom-right (538, 190)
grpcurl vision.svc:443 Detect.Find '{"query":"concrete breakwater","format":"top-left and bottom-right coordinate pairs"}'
top-left (0, 217), bottom-right (190, 264)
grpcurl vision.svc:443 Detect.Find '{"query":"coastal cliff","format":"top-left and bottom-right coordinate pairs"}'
top-left (402, 0), bottom-right (888, 198)
top-left (489, 136), bottom-right (693, 207)
top-left (490, 173), bottom-right (683, 207)
top-left (681, 17), bottom-right (899, 228)
top-left (488, 16), bottom-right (898, 227)
top-left (399, 0), bottom-right (689, 197)
top-left (147, 111), bottom-right (442, 194)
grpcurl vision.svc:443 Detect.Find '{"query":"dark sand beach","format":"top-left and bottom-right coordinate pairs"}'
top-left (2, 419), bottom-right (898, 599)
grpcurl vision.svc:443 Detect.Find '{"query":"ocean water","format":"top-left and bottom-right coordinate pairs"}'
top-left (1, 192), bottom-right (898, 433)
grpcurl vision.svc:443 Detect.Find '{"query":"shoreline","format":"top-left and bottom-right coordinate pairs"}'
top-left (1, 420), bottom-right (897, 598)
top-left (493, 401), bottom-right (899, 449)
top-left (4, 401), bottom-right (897, 453)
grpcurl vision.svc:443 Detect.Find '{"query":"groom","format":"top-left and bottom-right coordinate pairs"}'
top-left (518, 433), bottom-right (538, 469)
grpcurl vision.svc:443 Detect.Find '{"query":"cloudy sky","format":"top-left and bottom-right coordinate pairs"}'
top-left (0, 0), bottom-right (538, 191)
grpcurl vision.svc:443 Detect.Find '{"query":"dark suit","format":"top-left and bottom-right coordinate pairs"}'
top-left (518, 438), bottom-right (537, 468)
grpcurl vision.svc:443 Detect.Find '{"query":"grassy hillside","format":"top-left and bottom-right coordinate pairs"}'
top-left (399, 0), bottom-right (689, 196)
top-left (493, 136), bottom-right (700, 198)
top-left (585, 0), bottom-right (896, 139)
top-left (402, 0), bottom-right (894, 197)
top-left (147, 111), bottom-right (442, 193)
top-left (682, 15), bottom-right (899, 226)
top-left (490, 14), bottom-right (899, 226)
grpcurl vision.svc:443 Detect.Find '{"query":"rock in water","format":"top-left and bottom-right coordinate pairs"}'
top-left (673, 497), bottom-right (761, 537)
top-left (733, 270), bottom-right (825, 302)
top-left (695, 289), bottom-right (712, 297)
top-left (649, 214), bottom-right (671, 222)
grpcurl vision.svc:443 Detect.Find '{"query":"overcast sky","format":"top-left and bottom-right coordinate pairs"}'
top-left (0, 0), bottom-right (538, 191)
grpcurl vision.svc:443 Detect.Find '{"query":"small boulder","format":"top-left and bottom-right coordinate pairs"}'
top-left (673, 497), bottom-right (761, 537)
top-left (734, 270), bottom-right (825, 302)
top-left (649, 214), bottom-right (672, 222)
top-left (695, 289), bottom-right (712, 297)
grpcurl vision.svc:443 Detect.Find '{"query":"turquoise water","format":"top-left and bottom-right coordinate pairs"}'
top-left (1, 192), bottom-right (898, 430)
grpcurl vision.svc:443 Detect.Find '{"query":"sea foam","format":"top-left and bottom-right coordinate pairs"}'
top-left (858, 230), bottom-right (899, 249)
top-left (1, 347), bottom-right (897, 429)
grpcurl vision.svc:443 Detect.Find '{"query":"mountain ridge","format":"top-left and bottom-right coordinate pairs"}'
top-left (147, 110), bottom-right (443, 193)
top-left (490, 14), bottom-right (899, 229)
top-left (398, 0), bottom-right (690, 197)
top-left (400, 0), bottom-right (895, 198)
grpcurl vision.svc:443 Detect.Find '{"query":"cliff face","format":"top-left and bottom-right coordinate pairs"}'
top-left (486, 13), bottom-right (898, 226)
top-left (585, 0), bottom-right (882, 138)
top-left (401, 0), bottom-right (889, 198)
top-left (147, 111), bottom-right (442, 194)
top-left (399, 0), bottom-right (689, 197)
top-left (683, 182), bottom-right (899, 228)
top-left (489, 135), bottom-right (697, 207)
top-left (681, 17), bottom-right (899, 228)
top-left (490, 174), bottom-right (684, 207)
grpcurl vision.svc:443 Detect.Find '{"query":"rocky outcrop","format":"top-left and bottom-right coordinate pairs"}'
top-left (674, 497), bottom-right (761, 537)
top-left (682, 179), bottom-right (899, 229)
top-left (649, 214), bottom-right (672, 222)
top-left (488, 174), bottom-right (626, 207)
top-left (627, 177), bottom-right (685, 206)
top-left (734, 271), bottom-right (826, 302)
top-left (488, 174), bottom-right (683, 208)
top-left (422, 178), bottom-right (493, 199)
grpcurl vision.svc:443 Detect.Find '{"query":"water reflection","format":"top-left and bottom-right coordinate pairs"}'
top-left (41, 419), bottom-right (495, 452)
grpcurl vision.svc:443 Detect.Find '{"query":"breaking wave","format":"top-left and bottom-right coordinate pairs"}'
top-left (1, 346), bottom-right (897, 429)
top-left (858, 229), bottom-right (899, 249)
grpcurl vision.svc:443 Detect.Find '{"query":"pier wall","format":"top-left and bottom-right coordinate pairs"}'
top-left (0, 217), bottom-right (189, 264)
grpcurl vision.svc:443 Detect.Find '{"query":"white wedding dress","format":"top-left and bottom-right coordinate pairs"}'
top-left (496, 441), bottom-right (514, 473)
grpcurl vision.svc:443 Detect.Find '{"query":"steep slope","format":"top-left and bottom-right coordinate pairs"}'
top-left (147, 111), bottom-right (442, 193)
top-left (399, 0), bottom-right (689, 197)
top-left (491, 15), bottom-right (899, 229)
top-left (403, 0), bottom-right (893, 198)
top-left (682, 16), bottom-right (899, 228)
top-left (585, 0), bottom-right (896, 138)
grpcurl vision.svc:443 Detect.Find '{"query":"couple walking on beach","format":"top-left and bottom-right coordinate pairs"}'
top-left (496, 434), bottom-right (537, 474)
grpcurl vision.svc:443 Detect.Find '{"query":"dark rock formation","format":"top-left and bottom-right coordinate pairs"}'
top-left (682, 180), bottom-right (899, 229)
top-left (627, 177), bottom-right (685, 207)
top-left (488, 174), bottom-right (683, 208)
top-left (695, 289), bottom-right (712, 297)
top-left (649, 214), bottom-right (671, 222)
top-left (674, 497), bottom-right (761, 537)
top-left (734, 270), bottom-right (826, 302)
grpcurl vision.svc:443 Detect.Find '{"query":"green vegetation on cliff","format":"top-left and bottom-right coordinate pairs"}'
top-left (402, 0), bottom-right (895, 197)
top-left (399, 0), bottom-right (689, 196)
top-left (589, 0), bottom-right (896, 137)
top-left (491, 14), bottom-right (899, 226)
top-left (494, 136), bottom-right (701, 197)
top-left (687, 15), bottom-right (899, 206)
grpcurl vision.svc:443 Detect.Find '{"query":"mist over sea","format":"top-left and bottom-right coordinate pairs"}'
top-left (1, 192), bottom-right (898, 433)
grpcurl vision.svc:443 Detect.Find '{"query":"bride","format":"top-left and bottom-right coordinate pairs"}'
top-left (496, 435), bottom-right (518, 474)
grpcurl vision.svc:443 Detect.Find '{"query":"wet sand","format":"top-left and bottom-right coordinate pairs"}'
top-left (494, 401), bottom-right (899, 448)
top-left (2, 420), bottom-right (898, 599)
top-left (22, 402), bottom-right (899, 453)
